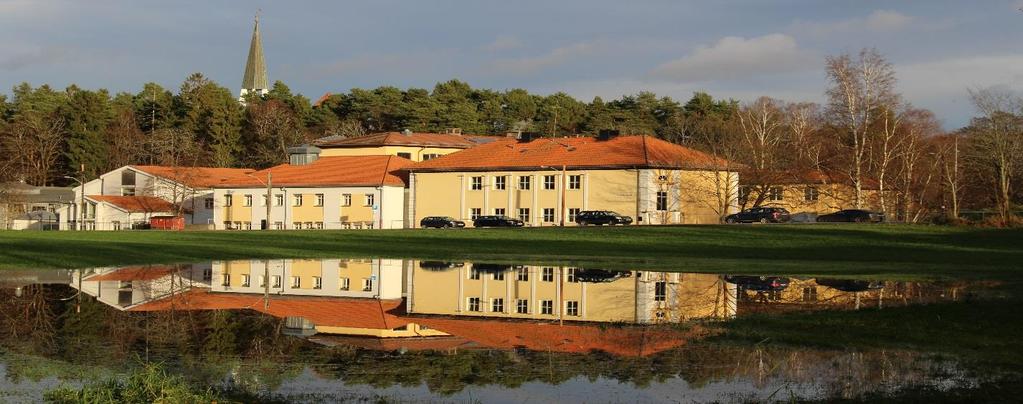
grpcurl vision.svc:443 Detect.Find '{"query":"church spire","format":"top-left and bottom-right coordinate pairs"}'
top-left (240, 12), bottom-right (269, 101)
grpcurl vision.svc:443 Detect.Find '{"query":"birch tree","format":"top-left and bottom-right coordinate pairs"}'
top-left (965, 88), bottom-right (1023, 224)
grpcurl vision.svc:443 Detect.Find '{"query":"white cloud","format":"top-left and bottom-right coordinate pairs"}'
top-left (482, 35), bottom-right (523, 52)
top-left (791, 10), bottom-right (915, 37)
top-left (485, 42), bottom-right (600, 75)
top-left (649, 34), bottom-right (817, 82)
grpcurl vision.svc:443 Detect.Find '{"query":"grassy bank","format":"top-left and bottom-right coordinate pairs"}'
top-left (1, 224), bottom-right (1021, 278)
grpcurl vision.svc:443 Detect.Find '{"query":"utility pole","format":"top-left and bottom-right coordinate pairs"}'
top-left (265, 172), bottom-right (272, 230)
top-left (560, 164), bottom-right (567, 226)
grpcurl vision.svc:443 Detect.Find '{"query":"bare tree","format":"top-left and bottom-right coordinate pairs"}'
top-left (244, 100), bottom-right (305, 168)
top-left (937, 132), bottom-right (962, 219)
top-left (106, 108), bottom-right (146, 171)
top-left (785, 102), bottom-right (824, 168)
top-left (1, 112), bottom-right (66, 186)
top-left (965, 88), bottom-right (1023, 224)
top-left (874, 103), bottom-right (905, 214)
top-left (825, 48), bottom-right (898, 208)
top-left (735, 97), bottom-right (787, 207)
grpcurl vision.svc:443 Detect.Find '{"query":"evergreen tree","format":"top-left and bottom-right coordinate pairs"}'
top-left (61, 86), bottom-right (113, 179)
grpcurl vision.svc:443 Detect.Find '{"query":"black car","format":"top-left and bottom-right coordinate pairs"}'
top-left (725, 275), bottom-right (791, 291)
top-left (420, 216), bottom-right (465, 228)
top-left (724, 207), bottom-right (791, 224)
top-left (419, 261), bottom-right (465, 271)
top-left (473, 215), bottom-right (524, 228)
top-left (576, 210), bottom-right (633, 226)
top-left (815, 209), bottom-right (885, 223)
top-left (573, 268), bottom-right (632, 283)
top-left (815, 278), bottom-right (884, 292)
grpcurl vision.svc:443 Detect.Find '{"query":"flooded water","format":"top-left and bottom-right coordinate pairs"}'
top-left (0, 259), bottom-right (1000, 403)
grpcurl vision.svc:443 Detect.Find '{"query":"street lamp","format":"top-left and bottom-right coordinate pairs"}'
top-left (540, 165), bottom-right (568, 226)
top-left (245, 172), bottom-right (273, 230)
top-left (62, 176), bottom-right (84, 231)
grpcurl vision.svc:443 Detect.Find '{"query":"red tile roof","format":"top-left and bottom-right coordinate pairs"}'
top-left (87, 266), bottom-right (176, 282)
top-left (216, 156), bottom-right (413, 188)
top-left (315, 132), bottom-right (482, 149)
top-left (130, 166), bottom-right (255, 188)
top-left (86, 195), bottom-right (176, 213)
top-left (408, 135), bottom-right (737, 172)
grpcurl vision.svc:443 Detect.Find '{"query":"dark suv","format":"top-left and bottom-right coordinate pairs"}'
top-left (816, 209), bottom-right (885, 223)
top-left (420, 216), bottom-right (465, 228)
top-left (576, 210), bottom-right (633, 226)
top-left (473, 215), bottom-right (524, 228)
top-left (724, 207), bottom-right (791, 223)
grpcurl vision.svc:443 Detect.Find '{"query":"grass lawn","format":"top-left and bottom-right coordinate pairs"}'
top-left (0, 224), bottom-right (1021, 278)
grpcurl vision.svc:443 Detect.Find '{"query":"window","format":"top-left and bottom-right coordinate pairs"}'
top-left (305, 222), bottom-right (314, 229)
top-left (233, 221), bottom-right (242, 230)
top-left (365, 194), bottom-right (374, 207)
top-left (470, 208), bottom-right (482, 220)
top-left (468, 297), bottom-right (482, 312)
top-left (804, 187), bottom-right (819, 202)
top-left (293, 194), bottom-right (303, 207)
top-left (204, 198), bottom-right (214, 209)
top-left (518, 176), bottom-right (531, 190)
top-left (541, 300), bottom-right (554, 315)
top-left (493, 271), bottom-right (504, 281)
top-left (566, 301), bottom-right (579, 316)
top-left (362, 278), bottom-right (373, 291)
top-left (315, 194), bottom-right (324, 207)
top-left (241, 274), bottom-right (250, 287)
top-left (802, 287), bottom-right (818, 302)
top-left (339, 277), bottom-right (350, 290)
top-left (397, 152), bottom-right (412, 159)
top-left (768, 186), bottom-right (784, 201)
top-left (112, 221), bottom-right (121, 231)
top-left (569, 175), bottom-right (581, 189)
top-left (222, 274), bottom-right (231, 286)
top-left (517, 299), bottom-right (529, 314)
top-left (291, 276), bottom-right (301, 288)
top-left (315, 222), bottom-right (324, 230)
top-left (542, 267), bottom-right (554, 282)
top-left (275, 194), bottom-right (284, 206)
top-left (494, 176), bottom-right (506, 190)
top-left (471, 176), bottom-right (483, 190)
top-left (271, 275), bottom-right (282, 288)
top-left (517, 268), bottom-right (529, 281)
top-left (656, 191), bottom-right (668, 211)
top-left (274, 221), bottom-right (283, 230)
top-left (203, 269), bottom-right (212, 281)
top-left (568, 208), bottom-right (580, 222)
top-left (313, 276), bottom-right (322, 289)
top-left (342, 194), bottom-right (351, 206)
top-left (293, 222), bottom-right (301, 229)
top-left (244, 194), bottom-right (252, 207)
top-left (243, 222), bottom-right (252, 230)
top-left (224, 194), bottom-right (233, 207)
top-left (469, 269), bottom-right (481, 280)
top-left (566, 268), bottom-right (578, 283)
top-left (494, 208), bottom-right (505, 216)
top-left (655, 281), bottom-right (667, 301)
top-left (121, 187), bottom-right (136, 196)
top-left (121, 170), bottom-right (136, 186)
top-left (423, 153), bottom-right (441, 160)
top-left (259, 275), bottom-right (266, 287)
top-left (738, 186), bottom-right (751, 204)
top-left (261, 194), bottom-right (268, 207)
top-left (518, 208), bottom-right (530, 223)
top-left (542, 208), bottom-right (555, 223)
top-left (491, 298), bottom-right (504, 313)
top-left (543, 175), bottom-right (556, 190)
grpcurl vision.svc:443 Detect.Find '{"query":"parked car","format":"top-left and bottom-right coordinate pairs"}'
top-left (815, 278), bottom-right (884, 292)
top-left (815, 209), bottom-right (885, 223)
top-left (473, 215), bottom-right (524, 228)
top-left (724, 275), bottom-right (790, 291)
top-left (419, 261), bottom-right (465, 271)
top-left (573, 268), bottom-right (632, 283)
top-left (420, 216), bottom-right (465, 228)
top-left (576, 210), bottom-right (633, 226)
top-left (724, 207), bottom-right (791, 224)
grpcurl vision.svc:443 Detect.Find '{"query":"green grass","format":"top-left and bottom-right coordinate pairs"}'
top-left (1, 224), bottom-right (1021, 279)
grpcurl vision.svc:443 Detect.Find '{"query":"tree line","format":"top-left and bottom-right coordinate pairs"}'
top-left (0, 48), bottom-right (1020, 223)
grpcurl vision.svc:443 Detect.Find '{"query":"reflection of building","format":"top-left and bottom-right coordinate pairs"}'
top-left (211, 258), bottom-right (405, 299)
top-left (407, 262), bottom-right (737, 324)
top-left (71, 264), bottom-right (212, 309)
top-left (407, 133), bottom-right (740, 227)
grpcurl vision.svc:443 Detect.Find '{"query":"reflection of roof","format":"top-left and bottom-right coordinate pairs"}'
top-left (411, 317), bottom-right (698, 356)
top-left (408, 135), bottom-right (735, 172)
top-left (129, 166), bottom-right (256, 188)
top-left (216, 156), bottom-right (412, 188)
top-left (308, 335), bottom-right (476, 351)
top-left (88, 266), bottom-right (177, 282)
top-left (315, 132), bottom-right (481, 149)
top-left (128, 289), bottom-right (409, 330)
top-left (86, 195), bottom-right (176, 213)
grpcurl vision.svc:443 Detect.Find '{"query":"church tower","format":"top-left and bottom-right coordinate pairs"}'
top-left (239, 14), bottom-right (269, 102)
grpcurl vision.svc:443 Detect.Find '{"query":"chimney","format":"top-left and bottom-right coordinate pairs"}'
top-left (445, 128), bottom-right (462, 134)
top-left (518, 132), bottom-right (539, 143)
top-left (402, 129), bottom-right (413, 136)
top-left (287, 145), bottom-right (322, 166)
top-left (597, 129), bottom-right (620, 141)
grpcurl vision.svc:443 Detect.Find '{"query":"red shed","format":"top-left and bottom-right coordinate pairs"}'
top-left (150, 216), bottom-right (185, 231)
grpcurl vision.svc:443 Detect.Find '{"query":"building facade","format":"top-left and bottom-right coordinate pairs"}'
top-left (315, 130), bottom-right (493, 162)
top-left (739, 170), bottom-right (882, 220)
top-left (407, 134), bottom-right (740, 227)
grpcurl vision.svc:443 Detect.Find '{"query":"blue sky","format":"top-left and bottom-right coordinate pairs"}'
top-left (2, 0), bottom-right (1022, 128)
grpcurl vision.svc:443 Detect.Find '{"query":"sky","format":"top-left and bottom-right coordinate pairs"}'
top-left (1, 0), bottom-right (1022, 129)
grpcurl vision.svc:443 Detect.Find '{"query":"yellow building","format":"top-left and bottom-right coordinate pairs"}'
top-left (739, 170), bottom-right (882, 219)
top-left (406, 133), bottom-right (740, 226)
top-left (315, 130), bottom-right (493, 162)
top-left (212, 150), bottom-right (412, 230)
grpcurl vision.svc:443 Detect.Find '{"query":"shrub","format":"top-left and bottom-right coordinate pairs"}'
top-left (44, 363), bottom-right (222, 404)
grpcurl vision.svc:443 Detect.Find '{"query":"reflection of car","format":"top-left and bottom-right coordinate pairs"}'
top-left (573, 268), bottom-right (632, 283)
top-left (576, 211), bottom-right (633, 226)
top-left (816, 209), bottom-right (885, 223)
top-left (419, 261), bottom-right (465, 271)
top-left (472, 263), bottom-right (513, 273)
top-left (725, 207), bottom-right (791, 224)
top-left (473, 215), bottom-right (524, 228)
top-left (815, 278), bottom-right (884, 292)
top-left (725, 275), bottom-right (790, 291)
top-left (420, 216), bottom-right (465, 228)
